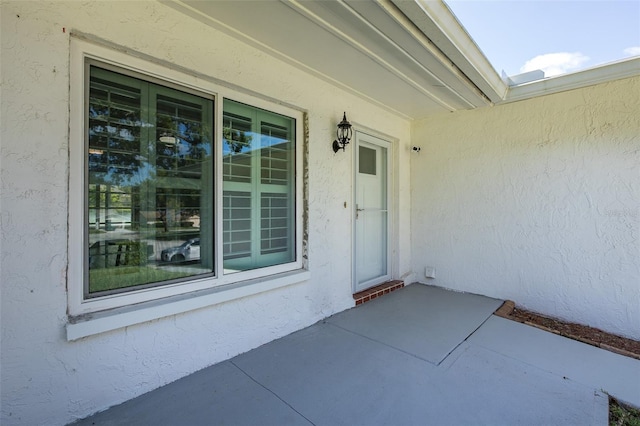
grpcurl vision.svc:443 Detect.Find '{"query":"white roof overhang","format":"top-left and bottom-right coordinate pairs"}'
top-left (164, 0), bottom-right (507, 119)
top-left (505, 57), bottom-right (640, 104)
top-left (162, 0), bottom-right (639, 119)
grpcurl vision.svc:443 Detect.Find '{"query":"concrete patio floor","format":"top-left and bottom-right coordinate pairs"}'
top-left (74, 284), bottom-right (640, 425)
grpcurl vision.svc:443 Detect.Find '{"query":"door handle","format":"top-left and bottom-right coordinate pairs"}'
top-left (356, 205), bottom-right (387, 219)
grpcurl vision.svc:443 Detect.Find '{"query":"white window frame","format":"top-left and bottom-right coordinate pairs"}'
top-left (68, 38), bottom-right (306, 337)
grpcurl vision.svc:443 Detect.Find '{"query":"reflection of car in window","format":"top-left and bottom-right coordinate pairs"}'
top-left (161, 238), bottom-right (200, 263)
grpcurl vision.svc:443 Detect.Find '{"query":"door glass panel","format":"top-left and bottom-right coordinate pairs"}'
top-left (359, 146), bottom-right (376, 175)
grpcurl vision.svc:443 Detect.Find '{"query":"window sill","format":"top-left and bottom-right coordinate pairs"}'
top-left (66, 269), bottom-right (310, 341)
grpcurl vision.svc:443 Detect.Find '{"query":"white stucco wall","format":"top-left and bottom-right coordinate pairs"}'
top-left (411, 76), bottom-right (640, 340)
top-left (0, 2), bottom-right (412, 424)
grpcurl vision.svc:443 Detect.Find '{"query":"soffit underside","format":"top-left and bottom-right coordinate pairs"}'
top-left (166, 0), bottom-right (495, 120)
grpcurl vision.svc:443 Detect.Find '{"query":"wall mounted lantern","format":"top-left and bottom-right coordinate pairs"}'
top-left (332, 112), bottom-right (353, 153)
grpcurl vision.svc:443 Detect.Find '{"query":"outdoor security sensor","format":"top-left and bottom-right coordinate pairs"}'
top-left (412, 146), bottom-right (421, 153)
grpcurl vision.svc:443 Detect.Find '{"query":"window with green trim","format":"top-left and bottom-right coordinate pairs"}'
top-left (223, 100), bottom-right (295, 273)
top-left (85, 64), bottom-right (297, 298)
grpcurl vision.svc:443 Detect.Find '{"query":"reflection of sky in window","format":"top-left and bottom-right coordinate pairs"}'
top-left (101, 162), bottom-right (154, 186)
top-left (88, 125), bottom-right (138, 142)
top-left (223, 132), bottom-right (290, 154)
top-left (93, 132), bottom-right (212, 187)
top-left (177, 122), bottom-right (188, 139)
top-left (175, 140), bottom-right (190, 158)
top-left (223, 132), bottom-right (256, 155)
top-left (173, 121), bottom-right (212, 157)
top-left (261, 134), bottom-right (288, 148)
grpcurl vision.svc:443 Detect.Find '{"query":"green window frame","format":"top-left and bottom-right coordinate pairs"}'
top-left (222, 100), bottom-right (296, 273)
top-left (85, 63), bottom-right (297, 299)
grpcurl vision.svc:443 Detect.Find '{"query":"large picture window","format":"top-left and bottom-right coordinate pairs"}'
top-left (84, 63), bottom-right (297, 300)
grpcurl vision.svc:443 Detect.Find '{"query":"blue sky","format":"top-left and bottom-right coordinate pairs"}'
top-left (445, 0), bottom-right (640, 77)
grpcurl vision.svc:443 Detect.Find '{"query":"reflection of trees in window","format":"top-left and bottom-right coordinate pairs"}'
top-left (84, 65), bottom-right (299, 297)
top-left (87, 65), bottom-right (214, 296)
top-left (88, 184), bottom-right (133, 230)
top-left (88, 73), bottom-right (152, 189)
top-left (156, 188), bottom-right (201, 232)
top-left (156, 95), bottom-right (211, 178)
top-left (223, 111), bottom-right (253, 154)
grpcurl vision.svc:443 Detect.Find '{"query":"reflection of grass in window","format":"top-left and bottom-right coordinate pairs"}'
top-left (89, 267), bottom-right (197, 293)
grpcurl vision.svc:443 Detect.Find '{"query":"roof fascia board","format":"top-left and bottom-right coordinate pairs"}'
top-left (373, 0), bottom-right (491, 108)
top-left (389, 0), bottom-right (508, 102)
top-left (505, 57), bottom-right (640, 104)
top-left (337, 0), bottom-right (489, 110)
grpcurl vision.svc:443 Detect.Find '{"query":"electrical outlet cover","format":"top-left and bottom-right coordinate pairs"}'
top-left (425, 267), bottom-right (436, 278)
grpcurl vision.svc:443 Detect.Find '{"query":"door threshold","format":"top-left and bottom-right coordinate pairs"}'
top-left (353, 280), bottom-right (404, 306)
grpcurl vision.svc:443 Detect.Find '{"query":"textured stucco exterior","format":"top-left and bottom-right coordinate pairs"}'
top-left (0, 2), bottom-right (412, 424)
top-left (411, 76), bottom-right (640, 340)
top-left (2, 1), bottom-right (639, 425)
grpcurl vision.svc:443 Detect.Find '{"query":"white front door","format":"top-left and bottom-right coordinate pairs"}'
top-left (354, 133), bottom-right (390, 292)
